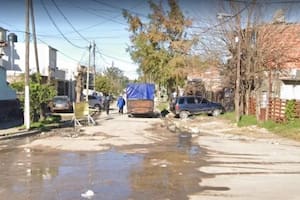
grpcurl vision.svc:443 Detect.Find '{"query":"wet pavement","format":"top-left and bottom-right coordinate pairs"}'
top-left (0, 126), bottom-right (206, 200)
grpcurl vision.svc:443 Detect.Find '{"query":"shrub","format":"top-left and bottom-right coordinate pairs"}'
top-left (285, 100), bottom-right (296, 122)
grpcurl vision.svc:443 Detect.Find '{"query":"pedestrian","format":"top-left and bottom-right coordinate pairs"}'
top-left (117, 95), bottom-right (126, 114)
top-left (104, 93), bottom-right (111, 115)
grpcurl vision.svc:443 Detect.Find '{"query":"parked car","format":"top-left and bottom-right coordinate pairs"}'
top-left (88, 95), bottom-right (103, 111)
top-left (49, 96), bottom-right (73, 113)
top-left (170, 96), bottom-right (225, 119)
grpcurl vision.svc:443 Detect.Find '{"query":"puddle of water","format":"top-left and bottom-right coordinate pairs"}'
top-left (0, 129), bottom-right (204, 200)
top-left (177, 132), bottom-right (200, 156)
top-left (0, 147), bottom-right (143, 200)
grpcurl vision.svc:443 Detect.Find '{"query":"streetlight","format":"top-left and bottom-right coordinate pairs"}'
top-left (217, 13), bottom-right (241, 123)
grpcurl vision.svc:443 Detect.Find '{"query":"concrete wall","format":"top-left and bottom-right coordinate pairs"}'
top-left (280, 83), bottom-right (300, 100)
top-left (3, 43), bottom-right (58, 77)
top-left (0, 66), bottom-right (16, 101)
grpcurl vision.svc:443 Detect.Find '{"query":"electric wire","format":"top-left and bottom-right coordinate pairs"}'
top-left (193, 2), bottom-right (252, 33)
top-left (50, 0), bottom-right (90, 43)
top-left (40, 0), bottom-right (87, 49)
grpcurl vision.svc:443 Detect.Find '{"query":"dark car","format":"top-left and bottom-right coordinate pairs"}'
top-left (49, 96), bottom-right (73, 113)
top-left (170, 96), bottom-right (225, 119)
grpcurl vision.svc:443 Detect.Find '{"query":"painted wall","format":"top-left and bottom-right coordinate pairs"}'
top-left (3, 43), bottom-right (58, 77)
top-left (0, 66), bottom-right (16, 100)
top-left (280, 83), bottom-right (300, 100)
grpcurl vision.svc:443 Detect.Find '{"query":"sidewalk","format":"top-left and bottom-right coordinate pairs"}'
top-left (0, 119), bottom-right (40, 140)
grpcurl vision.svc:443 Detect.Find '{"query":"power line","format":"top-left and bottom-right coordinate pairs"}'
top-left (91, 0), bottom-right (148, 18)
top-left (194, 2), bottom-right (251, 33)
top-left (40, 0), bottom-right (87, 49)
top-left (224, 0), bottom-right (300, 4)
top-left (50, 0), bottom-right (90, 43)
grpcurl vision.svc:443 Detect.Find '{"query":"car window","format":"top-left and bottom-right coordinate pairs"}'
top-left (178, 98), bottom-right (184, 104)
top-left (201, 98), bottom-right (209, 104)
top-left (88, 96), bottom-right (96, 100)
top-left (54, 97), bottom-right (68, 102)
top-left (187, 97), bottom-right (195, 104)
top-left (195, 97), bottom-right (202, 104)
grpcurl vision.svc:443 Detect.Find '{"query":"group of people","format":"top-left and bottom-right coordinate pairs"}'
top-left (103, 93), bottom-right (126, 115)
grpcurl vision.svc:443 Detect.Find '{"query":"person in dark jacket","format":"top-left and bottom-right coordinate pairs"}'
top-left (103, 93), bottom-right (111, 115)
top-left (117, 95), bottom-right (126, 114)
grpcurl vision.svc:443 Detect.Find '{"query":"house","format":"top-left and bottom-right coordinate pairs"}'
top-left (0, 29), bottom-right (20, 120)
top-left (257, 23), bottom-right (300, 100)
top-left (2, 42), bottom-right (72, 97)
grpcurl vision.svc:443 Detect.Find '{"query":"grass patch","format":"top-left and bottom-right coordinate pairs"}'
top-left (220, 112), bottom-right (235, 122)
top-left (221, 113), bottom-right (300, 141)
top-left (18, 115), bottom-right (62, 131)
top-left (238, 115), bottom-right (257, 127)
top-left (260, 119), bottom-right (300, 141)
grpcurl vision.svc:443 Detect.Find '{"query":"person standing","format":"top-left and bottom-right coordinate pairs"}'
top-left (104, 93), bottom-right (111, 115)
top-left (117, 95), bottom-right (126, 114)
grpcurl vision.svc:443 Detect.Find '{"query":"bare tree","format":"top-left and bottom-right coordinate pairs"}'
top-left (213, 0), bottom-right (298, 121)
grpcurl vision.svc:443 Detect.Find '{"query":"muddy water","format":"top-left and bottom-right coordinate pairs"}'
top-left (0, 130), bottom-right (206, 200)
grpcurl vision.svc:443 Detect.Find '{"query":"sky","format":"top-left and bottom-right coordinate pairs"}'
top-left (1, 0), bottom-right (300, 80)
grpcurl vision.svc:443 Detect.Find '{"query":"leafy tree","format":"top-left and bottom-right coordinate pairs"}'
top-left (123, 0), bottom-right (197, 91)
top-left (95, 75), bottom-right (112, 95)
top-left (10, 74), bottom-right (56, 122)
top-left (95, 66), bottom-right (129, 96)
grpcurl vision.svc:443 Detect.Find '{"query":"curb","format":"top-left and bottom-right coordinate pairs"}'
top-left (0, 129), bottom-right (41, 140)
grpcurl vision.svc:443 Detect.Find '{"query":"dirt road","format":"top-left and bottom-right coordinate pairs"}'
top-left (6, 111), bottom-right (300, 199)
top-left (184, 117), bottom-right (300, 200)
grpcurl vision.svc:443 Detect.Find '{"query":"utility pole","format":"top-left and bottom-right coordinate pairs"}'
top-left (93, 41), bottom-right (96, 91)
top-left (216, 12), bottom-right (241, 123)
top-left (24, 0), bottom-right (31, 129)
top-left (30, 0), bottom-right (39, 75)
top-left (235, 35), bottom-right (241, 123)
top-left (86, 43), bottom-right (91, 102)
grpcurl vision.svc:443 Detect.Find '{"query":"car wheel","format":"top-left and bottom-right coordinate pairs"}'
top-left (212, 109), bottom-right (221, 117)
top-left (95, 104), bottom-right (101, 111)
top-left (179, 111), bottom-right (189, 119)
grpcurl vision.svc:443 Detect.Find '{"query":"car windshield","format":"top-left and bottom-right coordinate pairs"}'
top-left (53, 97), bottom-right (68, 102)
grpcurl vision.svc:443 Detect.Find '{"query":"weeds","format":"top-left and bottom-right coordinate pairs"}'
top-left (221, 112), bottom-right (300, 141)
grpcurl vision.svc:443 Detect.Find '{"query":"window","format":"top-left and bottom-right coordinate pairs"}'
top-left (178, 98), bottom-right (184, 104)
top-left (201, 99), bottom-right (208, 104)
top-left (187, 97), bottom-right (195, 104)
top-left (88, 95), bottom-right (96, 100)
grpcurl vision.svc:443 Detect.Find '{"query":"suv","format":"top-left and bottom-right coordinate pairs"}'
top-left (170, 96), bottom-right (225, 119)
top-left (88, 95), bottom-right (103, 111)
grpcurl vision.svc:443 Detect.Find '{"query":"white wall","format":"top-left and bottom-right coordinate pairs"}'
top-left (3, 43), bottom-right (58, 77)
top-left (280, 84), bottom-right (300, 100)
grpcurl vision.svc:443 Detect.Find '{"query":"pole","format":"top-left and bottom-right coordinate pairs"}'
top-left (235, 35), bottom-right (241, 123)
top-left (30, 0), bottom-right (40, 75)
top-left (93, 41), bottom-right (96, 91)
top-left (24, 0), bottom-right (30, 129)
top-left (86, 43), bottom-right (91, 102)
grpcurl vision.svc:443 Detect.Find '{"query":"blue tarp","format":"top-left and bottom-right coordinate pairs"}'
top-left (126, 83), bottom-right (155, 100)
